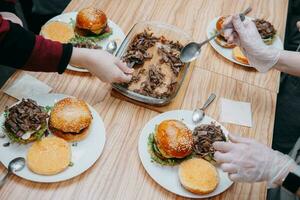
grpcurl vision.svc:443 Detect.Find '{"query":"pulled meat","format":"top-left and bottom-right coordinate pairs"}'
top-left (158, 37), bottom-right (184, 76)
top-left (253, 19), bottom-right (276, 39)
top-left (123, 30), bottom-right (157, 66)
top-left (72, 40), bottom-right (102, 49)
top-left (193, 122), bottom-right (226, 158)
top-left (4, 99), bottom-right (48, 137)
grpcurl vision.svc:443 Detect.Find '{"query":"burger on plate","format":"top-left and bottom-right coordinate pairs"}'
top-left (4, 99), bottom-right (49, 144)
top-left (148, 120), bottom-right (194, 166)
top-left (49, 97), bottom-right (92, 142)
top-left (75, 7), bottom-right (112, 38)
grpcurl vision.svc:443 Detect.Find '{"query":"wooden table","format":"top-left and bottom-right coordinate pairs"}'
top-left (0, 0), bottom-right (288, 199)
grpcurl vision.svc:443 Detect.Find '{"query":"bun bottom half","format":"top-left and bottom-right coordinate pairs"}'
top-left (179, 158), bottom-right (219, 195)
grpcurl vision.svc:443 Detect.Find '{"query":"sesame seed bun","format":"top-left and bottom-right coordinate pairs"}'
top-left (49, 98), bottom-right (92, 142)
top-left (179, 158), bottom-right (219, 194)
top-left (76, 7), bottom-right (107, 35)
top-left (27, 137), bottom-right (71, 175)
top-left (154, 120), bottom-right (193, 159)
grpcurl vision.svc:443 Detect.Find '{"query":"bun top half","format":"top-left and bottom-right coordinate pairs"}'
top-left (155, 120), bottom-right (193, 158)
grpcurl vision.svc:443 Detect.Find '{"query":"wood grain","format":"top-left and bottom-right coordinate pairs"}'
top-left (0, 0), bottom-right (288, 199)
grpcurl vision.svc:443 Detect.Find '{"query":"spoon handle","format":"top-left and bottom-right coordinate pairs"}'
top-left (202, 93), bottom-right (216, 110)
top-left (0, 171), bottom-right (11, 188)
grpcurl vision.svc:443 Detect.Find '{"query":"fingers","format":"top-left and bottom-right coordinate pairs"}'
top-left (232, 14), bottom-right (245, 34)
top-left (214, 151), bottom-right (232, 163)
top-left (115, 60), bottom-right (134, 74)
top-left (220, 163), bottom-right (238, 174)
top-left (297, 21), bottom-right (300, 32)
top-left (115, 72), bottom-right (132, 83)
top-left (223, 16), bottom-right (233, 29)
top-left (213, 141), bottom-right (233, 152)
top-left (228, 133), bottom-right (248, 143)
top-left (228, 173), bottom-right (242, 182)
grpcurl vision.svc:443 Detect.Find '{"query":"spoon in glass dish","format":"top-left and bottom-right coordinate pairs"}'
top-left (180, 7), bottom-right (252, 63)
top-left (192, 93), bottom-right (216, 124)
top-left (0, 157), bottom-right (25, 188)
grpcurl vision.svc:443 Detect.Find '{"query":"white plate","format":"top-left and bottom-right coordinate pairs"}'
top-left (138, 110), bottom-right (233, 198)
top-left (0, 93), bottom-right (106, 183)
top-left (44, 12), bottom-right (126, 72)
top-left (206, 16), bottom-right (283, 67)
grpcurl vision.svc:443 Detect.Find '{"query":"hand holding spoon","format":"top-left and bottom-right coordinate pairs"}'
top-left (180, 7), bottom-right (252, 63)
top-left (0, 157), bottom-right (25, 188)
top-left (192, 93), bottom-right (216, 123)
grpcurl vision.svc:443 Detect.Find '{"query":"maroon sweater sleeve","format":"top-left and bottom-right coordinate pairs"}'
top-left (0, 15), bottom-right (73, 74)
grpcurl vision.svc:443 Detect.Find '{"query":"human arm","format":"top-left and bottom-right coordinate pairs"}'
top-left (223, 15), bottom-right (300, 77)
top-left (213, 134), bottom-right (298, 190)
top-left (0, 15), bottom-right (132, 83)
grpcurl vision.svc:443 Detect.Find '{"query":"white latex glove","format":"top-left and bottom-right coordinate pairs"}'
top-left (70, 48), bottom-right (133, 83)
top-left (0, 12), bottom-right (23, 26)
top-left (223, 15), bottom-right (281, 72)
top-left (213, 133), bottom-right (297, 187)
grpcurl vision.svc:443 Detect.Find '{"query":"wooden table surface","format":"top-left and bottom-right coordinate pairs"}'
top-left (0, 0), bottom-right (288, 199)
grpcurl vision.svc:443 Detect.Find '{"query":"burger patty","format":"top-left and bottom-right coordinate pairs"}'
top-left (4, 99), bottom-right (48, 138)
top-left (49, 126), bottom-right (88, 135)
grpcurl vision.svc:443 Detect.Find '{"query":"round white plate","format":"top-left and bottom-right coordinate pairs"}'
top-left (138, 110), bottom-right (233, 198)
top-left (0, 93), bottom-right (106, 182)
top-left (44, 12), bottom-right (126, 72)
top-left (206, 16), bottom-right (283, 67)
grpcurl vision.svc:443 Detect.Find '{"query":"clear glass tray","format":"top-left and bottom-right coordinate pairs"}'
top-left (112, 21), bottom-right (193, 106)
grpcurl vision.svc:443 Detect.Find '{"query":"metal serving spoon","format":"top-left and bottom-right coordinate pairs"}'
top-left (106, 40), bottom-right (117, 54)
top-left (0, 157), bottom-right (25, 188)
top-left (192, 93), bottom-right (216, 123)
top-left (180, 7), bottom-right (252, 63)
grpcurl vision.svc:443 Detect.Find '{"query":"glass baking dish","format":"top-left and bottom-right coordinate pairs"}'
top-left (112, 21), bottom-right (193, 106)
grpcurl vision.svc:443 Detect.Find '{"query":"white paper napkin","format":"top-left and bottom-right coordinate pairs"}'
top-left (3, 74), bottom-right (52, 100)
top-left (220, 98), bottom-right (252, 127)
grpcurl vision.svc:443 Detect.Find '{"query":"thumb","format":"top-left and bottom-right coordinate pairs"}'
top-left (228, 133), bottom-right (248, 143)
top-left (232, 14), bottom-right (246, 34)
top-left (115, 60), bottom-right (134, 74)
top-left (116, 73), bottom-right (132, 83)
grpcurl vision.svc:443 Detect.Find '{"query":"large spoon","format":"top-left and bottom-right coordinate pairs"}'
top-left (180, 7), bottom-right (252, 63)
top-left (0, 157), bottom-right (25, 188)
top-left (192, 93), bottom-right (216, 123)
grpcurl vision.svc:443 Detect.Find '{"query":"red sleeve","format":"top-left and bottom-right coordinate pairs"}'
top-left (0, 15), bottom-right (73, 74)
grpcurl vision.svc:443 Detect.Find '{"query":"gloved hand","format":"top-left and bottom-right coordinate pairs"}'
top-left (213, 133), bottom-right (297, 187)
top-left (223, 15), bottom-right (281, 72)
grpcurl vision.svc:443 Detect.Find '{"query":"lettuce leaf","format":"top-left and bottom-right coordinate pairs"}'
top-left (147, 133), bottom-right (192, 166)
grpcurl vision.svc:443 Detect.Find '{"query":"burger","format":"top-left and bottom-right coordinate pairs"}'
top-left (253, 19), bottom-right (277, 45)
top-left (215, 16), bottom-right (277, 47)
top-left (215, 16), bottom-right (236, 48)
top-left (4, 99), bottom-right (49, 144)
top-left (148, 120), bottom-right (194, 166)
top-left (49, 98), bottom-right (92, 142)
top-left (75, 7), bottom-right (112, 38)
